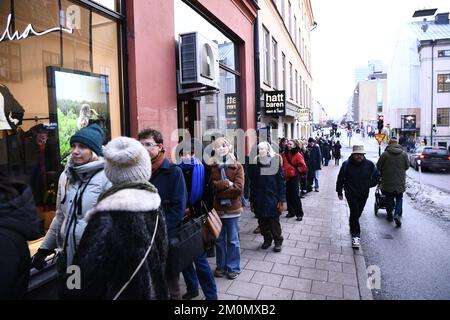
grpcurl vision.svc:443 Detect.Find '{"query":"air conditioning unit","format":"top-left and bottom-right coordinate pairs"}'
top-left (179, 32), bottom-right (220, 90)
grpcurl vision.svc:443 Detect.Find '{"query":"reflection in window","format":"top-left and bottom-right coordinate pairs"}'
top-left (0, 42), bottom-right (22, 82)
top-left (437, 108), bottom-right (449, 127)
top-left (437, 74), bottom-right (450, 93)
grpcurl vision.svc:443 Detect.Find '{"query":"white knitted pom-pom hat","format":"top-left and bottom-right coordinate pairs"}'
top-left (103, 136), bottom-right (151, 185)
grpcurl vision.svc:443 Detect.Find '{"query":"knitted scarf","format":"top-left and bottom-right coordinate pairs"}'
top-left (177, 157), bottom-right (204, 206)
top-left (98, 180), bottom-right (158, 203)
top-left (151, 151), bottom-right (166, 175)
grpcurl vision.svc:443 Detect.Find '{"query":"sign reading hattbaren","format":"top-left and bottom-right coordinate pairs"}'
top-left (264, 90), bottom-right (285, 117)
top-left (225, 93), bottom-right (238, 129)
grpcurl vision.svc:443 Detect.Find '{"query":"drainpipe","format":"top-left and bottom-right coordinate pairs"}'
top-left (430, 40), bottom-right (435, 146)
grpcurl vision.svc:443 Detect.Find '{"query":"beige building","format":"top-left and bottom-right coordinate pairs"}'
top-left (258, 0), bottom-right (314, 140)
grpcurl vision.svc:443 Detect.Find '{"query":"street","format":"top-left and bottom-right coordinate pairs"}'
top-left (341, 133), bottom-right (450, 300)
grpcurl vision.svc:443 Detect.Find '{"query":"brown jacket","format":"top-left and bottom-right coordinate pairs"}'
top-left (208, 162), bottom-right (244, 215)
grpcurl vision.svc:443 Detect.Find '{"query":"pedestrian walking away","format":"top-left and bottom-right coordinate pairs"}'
top-left (282, 140), bottom-right (306, 221)
top-left (139, 128), bottom-right (187, 300)
top-left (376, 136), bottom-right (409, 227)
top-left (249, 141), bottom-right (286, 252)
top-left (64, 137), bottom-right (169, 300)
top-left (307, 137), bottom-right (322, 192)
top-left (0, 173), bottom-right (42, 299)
top-left (30, 124), bottom-right (111, 277)
top-left (333, 140), bottom-right (342, 166)
top-left (336, 145), bottom-right (380, 249)
top-left (207, 137), bottom-right (244, 280)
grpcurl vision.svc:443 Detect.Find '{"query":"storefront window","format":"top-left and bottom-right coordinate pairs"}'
top-left (0, 0), bottom-right (123, 255)
top-left (174, 0), bottom-right (240, 140)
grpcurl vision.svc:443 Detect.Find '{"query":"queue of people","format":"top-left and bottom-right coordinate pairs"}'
top-left (2, 121), bottom-right (407, 300)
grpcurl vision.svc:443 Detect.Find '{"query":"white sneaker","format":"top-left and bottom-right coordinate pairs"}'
top-left (352, 237), bottom-right (360, 249)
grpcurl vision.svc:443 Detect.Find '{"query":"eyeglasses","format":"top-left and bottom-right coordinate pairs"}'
top-left (141, 142), bottom-right (159, 148)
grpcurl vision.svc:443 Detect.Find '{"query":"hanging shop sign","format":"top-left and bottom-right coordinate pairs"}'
top-left (225, 93), bottom-right (238, 129)
top-left (0, 13), bottom-right (73, 43)
top-left (298, 108), bottom-right (310, 122)
top-left (264, 90), bottom-right (285, 117)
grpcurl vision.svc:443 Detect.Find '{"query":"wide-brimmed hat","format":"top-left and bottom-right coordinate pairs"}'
top-left (351, 145), bottom-right (366, 154)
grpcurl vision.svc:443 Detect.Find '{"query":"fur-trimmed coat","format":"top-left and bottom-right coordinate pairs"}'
top-left (64, 185), bottom-right (169, 300)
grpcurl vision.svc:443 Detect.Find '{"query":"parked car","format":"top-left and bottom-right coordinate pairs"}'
top-left (409, 147), bottom-right (450, 171)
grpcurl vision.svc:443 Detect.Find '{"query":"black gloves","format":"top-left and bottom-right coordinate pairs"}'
top-left (30, 248), bottom-right (55, 270)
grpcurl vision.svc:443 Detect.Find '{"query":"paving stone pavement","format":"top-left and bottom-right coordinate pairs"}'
top-left (180, 162), bottom-right (373, 300)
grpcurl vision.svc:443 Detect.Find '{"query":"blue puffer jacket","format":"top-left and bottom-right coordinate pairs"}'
top-left (248, 156), bottom-right (286, 218)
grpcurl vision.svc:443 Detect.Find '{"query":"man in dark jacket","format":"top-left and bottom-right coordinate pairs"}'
top-left (336, 145), bottom-right (379, 249)
top-left (138, 128), bottom-right (187, 300)
top-left (377, 137), bottom-right (409, 227)
top-left (0, 173), bottom-right (41, 299)
top-left (307, 137), bottom-right (322, 192)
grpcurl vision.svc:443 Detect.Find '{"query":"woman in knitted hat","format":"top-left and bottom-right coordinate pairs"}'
top-left (64, 137), bottom-right (169, 299)
top-left (30, 124), bottom-right (111, 276)
top-left (206, 137), bottom-right (244, 280)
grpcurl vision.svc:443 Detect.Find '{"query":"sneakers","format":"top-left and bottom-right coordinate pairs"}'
top-left (394, 216), bottom-right (402, 227)
top-left (253, 226), bottom-right (261, 234)
top-left (227, 272), bottom-right (239, 280)
top-left (182, 291), bottom-right (199, 300)
top-left (214, 269), bottom-right (224, 278)
top-left (261, 242), bottom-right (271, 250)
top-left (273, 244), bottom-right (282, 252)
top-left (351, 237), bottom-right (360, 249)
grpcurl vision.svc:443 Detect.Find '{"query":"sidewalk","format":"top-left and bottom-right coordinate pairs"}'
top-left (180, 162), bottom-right (373, 300)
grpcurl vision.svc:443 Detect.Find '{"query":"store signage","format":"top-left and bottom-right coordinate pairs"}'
top-left (401, 115), bottom-right (416, 131)
top-left (0, 13), bottom-right (73, 43)
top-left (264, 91), bottom-right (285, 117)
top-left (298, 108), bottom-right (310, 122)
top-left (225, 94), bottom-right (238, 129)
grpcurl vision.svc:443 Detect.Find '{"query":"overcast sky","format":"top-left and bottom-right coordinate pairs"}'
top-left (311, 0), bottom-right (450, 119)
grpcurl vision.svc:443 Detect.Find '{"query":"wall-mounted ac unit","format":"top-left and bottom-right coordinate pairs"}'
top-left (179, 32), bottom-right (220, 91)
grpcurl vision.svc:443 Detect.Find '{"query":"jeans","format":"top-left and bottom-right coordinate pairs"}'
top-left (182, 252), bottom-right (217, 299)
top-left (216, 217), bottom-right (240, 273)
top-left (383, 191), bottom-right (403, 217)
top-left (313, 170), bottom-right (320, 190)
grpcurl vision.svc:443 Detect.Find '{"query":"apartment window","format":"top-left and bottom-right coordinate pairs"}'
top-left (282, 52), bottom-right (286, 90)
top-left (263, 26), bottom-right (270, 84)
top-left (438, 50), bottom-right (450, 57)
top-left (299, 75), bottom-right (303, 105)
top-left (294, 16), bottom-right (297, 47)
top-left (288, 1), bottom-right (292, 34)
top-left (281, 0), bottom-right (285, 22)
top-left (272, 38), bottom-right (278, 89)
top-left (298, 28), bottom-right (301, 51)
top-left (289, 62), bottom-right (293, 99)
top-left (0, 42), bottom-right (21, 82)
top-left (302, 38), bottom-right (305, 58)
top-left (437, 108), bottom-right (449, 126)
top-left (437, 74), bottom-right (450, 92)
top-left (302, 80), bottom-right (306, 106)
top-left (295, 70), bottom-right (298, 102)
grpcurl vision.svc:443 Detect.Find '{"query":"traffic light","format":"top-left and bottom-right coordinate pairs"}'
top-left (432, 124), bottom-right (437, 133)
top-left (377, 115), bottom-right (384, 133)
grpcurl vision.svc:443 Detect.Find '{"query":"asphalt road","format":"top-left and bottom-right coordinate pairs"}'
top-left (405, 166), bottom-right (450, 193)
top-left (338, 134), bottom-right (450, 299)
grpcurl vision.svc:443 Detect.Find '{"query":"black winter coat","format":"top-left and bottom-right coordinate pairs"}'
top-left (0, 183), bottom-right (41, 299)
top-left (336, 156), bottom-right (379, 200)
top-left (248, 156), bottom-right (286, 218)
top-left (308, 144), bottom-right (322, 171)
top-left (64, 184), bottom-right (169, 300)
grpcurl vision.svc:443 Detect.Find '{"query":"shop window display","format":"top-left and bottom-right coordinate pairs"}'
top-left (0, 0), bottom-right (122, 256)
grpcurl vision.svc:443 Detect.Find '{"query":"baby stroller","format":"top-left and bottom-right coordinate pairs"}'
top-left (374, 184), bottom-right (387, 216)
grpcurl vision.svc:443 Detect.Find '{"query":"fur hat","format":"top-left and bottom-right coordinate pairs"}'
top-left (70, 123), bottom-right (104, 156)
top-left (103, 137), bottom-right (151, 185)
top-left (351, 145), bottom-right (366, 154)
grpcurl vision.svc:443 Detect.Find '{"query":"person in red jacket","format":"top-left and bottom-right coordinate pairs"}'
top-left (282, 140), bottom-right (307, 221)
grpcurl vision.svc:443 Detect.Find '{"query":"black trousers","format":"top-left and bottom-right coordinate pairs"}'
top-left (346, 195), bottom-right (368, 237)
top-left (258, 217), bottom-right (283, 245)
top-left (286, 175), bottom-right (303, 217)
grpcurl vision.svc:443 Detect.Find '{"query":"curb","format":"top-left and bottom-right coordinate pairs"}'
top-left (344, 202), bottom-right (374, 300)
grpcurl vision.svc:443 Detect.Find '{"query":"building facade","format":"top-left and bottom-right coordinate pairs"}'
top-left (258, 0), bottom-right (314, 140)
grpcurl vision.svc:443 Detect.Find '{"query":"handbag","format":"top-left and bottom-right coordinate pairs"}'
top-left (201, 202), bottom-right (222, 243)
top-left (167, 216), bottom-right (205, 273)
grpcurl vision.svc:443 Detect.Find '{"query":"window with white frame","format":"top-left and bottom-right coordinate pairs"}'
top-left (299, 75), bottom-right (302, 105)
top-left (438, 50), bottom-right (450, 57)
top-left (263, 26), bottom-right (270, 84)
top-left (437, 108), bottom-right (449, 126)
top-left (288, 1), bottom-right (292, 34)
top-left (295, 69), bottom-right (298, 103)
top-left (289, 62), bottom-right (293, 99)
top-left (281, 0), bottom-right (285, 22)
top-left (272, 38), bottom-right (278, 89)
top-left (437, 74), bottom-right (450, 93)
top-left (294, 16), bottom-right (297, 47)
